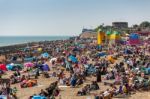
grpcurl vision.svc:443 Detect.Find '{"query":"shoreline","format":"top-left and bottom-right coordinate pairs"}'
top-left (0, 36), bottom-right (73, 48)
top-left (0, 37), bottom-right (75, 54)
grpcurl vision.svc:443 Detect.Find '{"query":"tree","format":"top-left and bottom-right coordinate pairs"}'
top-left (132, 24), bottom-right (139, 28)
top-left (94, 24), bottom-right (104, 32)
top-left (140, 21), bottom-right (150, 28)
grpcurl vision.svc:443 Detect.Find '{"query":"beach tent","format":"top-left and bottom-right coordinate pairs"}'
top-left (24, 62), bottom-right (34, 67)
top-left (84, 64), bottom-right (96, 74)
top-left (0, 95), bottom-right (7, 99)
top-left (42, 64), bottom-right (50, 71)
top-left (6, 63), bottom-right (23, 71)
top-left (72, 47), bottom-right (80, 52)
top-left (106, 30), bottom-right (112, 35)
top-left (32, 96), bottom-right (46, 99)
top-left (0, 64), bottom-right (7, 71)
top-left (129, 33), bottom-right (140, 45)
top-left (41, 52), bottom-right (49, 58)
top-left (68, 55), bottom-right (78, 63)
top-left (124, 49), bottom-right (133, 54)
top-left (96, 45), bottom-right (102, 50)
top-left (6, 63), bottom-right (14, 70)
top-left (37, 48), bottom-right (42, 52)
top-left (107, 56), bottom-right (115, 63)
top-left (145, 68), bottom-right (150, 75)
top-left (97, 29), bottom-right (105, 45)
top-left (96, 52), bottom-right (106, 57)
top-left (24, 47), bottom-right (30, 52)
top-left (106, 30), bottom-right (112, 40)
top-left (109, 31), bottom-right (121, 40)
top-left (24, 57), bottom-right (34, 62)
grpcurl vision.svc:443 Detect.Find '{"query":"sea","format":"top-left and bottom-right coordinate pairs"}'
top-left (0, 36), bottom-right (70, 47)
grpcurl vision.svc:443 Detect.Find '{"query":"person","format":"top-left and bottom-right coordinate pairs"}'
top-left (70, 74), bottom-right (77, 87)
top-left (90, 81), bottom-right (99, 90)
top-left (96, 68), bottom-right (102, 82)
top-left (14, 70), bottom-right (20, 77)
top-left (39, 89), bottom-right (48, 97)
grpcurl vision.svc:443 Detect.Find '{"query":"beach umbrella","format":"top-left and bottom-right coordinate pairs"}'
top-left (41, 52), bottom-right (49, 58)
top-left (0, 64), bottom-right (7, 71)
top-left (24, 62), bottom-right (34, 67)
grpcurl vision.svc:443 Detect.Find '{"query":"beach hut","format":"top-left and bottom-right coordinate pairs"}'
top-left (0, 64), bottom-right (7, 71)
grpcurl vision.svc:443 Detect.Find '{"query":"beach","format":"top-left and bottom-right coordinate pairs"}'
top-left (0, 35), bottom-right (150, 99)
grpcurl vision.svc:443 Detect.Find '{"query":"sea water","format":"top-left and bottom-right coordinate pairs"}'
top-left (0, 36), bottom-right (70, 47)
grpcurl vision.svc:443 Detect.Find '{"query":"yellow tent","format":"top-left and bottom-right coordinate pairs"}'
top-left (97, 31), bottom-right (105, 45)
top-left (109, 34), bottom-right (120, 40)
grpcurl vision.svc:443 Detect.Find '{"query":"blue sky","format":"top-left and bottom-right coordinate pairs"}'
top-left (0, 0), bottom-right (150, 36)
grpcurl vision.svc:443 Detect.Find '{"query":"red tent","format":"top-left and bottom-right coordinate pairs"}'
top-left (0, 64), bottom-right (7, 71)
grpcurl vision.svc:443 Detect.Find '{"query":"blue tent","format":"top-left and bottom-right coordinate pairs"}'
top-left (96, 45), bottom-right (102, 50)
top-left (6, 64), bottom-right (13, 70)
top-left (32, 96), bottom-right (46, 99)
top-left (124, 49), bottom-right (133, 54)
top-left (24, 47), bottom-right (30, 52)
top-left (42, 64), bottom-right (50, 71)
top-left (6, 63), bottom-right (23, 71)
top-left (146, 68), bottom-right (150, 75)
top-left (97, 52), bottom-right (106, 57)
top-left (68, 55), bottom-right (78, 63)
top-left (0, 95), bottom-right (7, 99)
top-left (84, 64), bottom-right (96, 74)
top-left (129, 33), bottom-right (139, 40)
top-left (41, 52), bottom-right (49, 58)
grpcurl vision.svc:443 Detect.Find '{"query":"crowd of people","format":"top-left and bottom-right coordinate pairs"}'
top-left (0, 37), bottom-right (149, 99)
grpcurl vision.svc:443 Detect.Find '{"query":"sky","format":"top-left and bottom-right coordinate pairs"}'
top-left (0, 0), bottom-right (150, 36)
